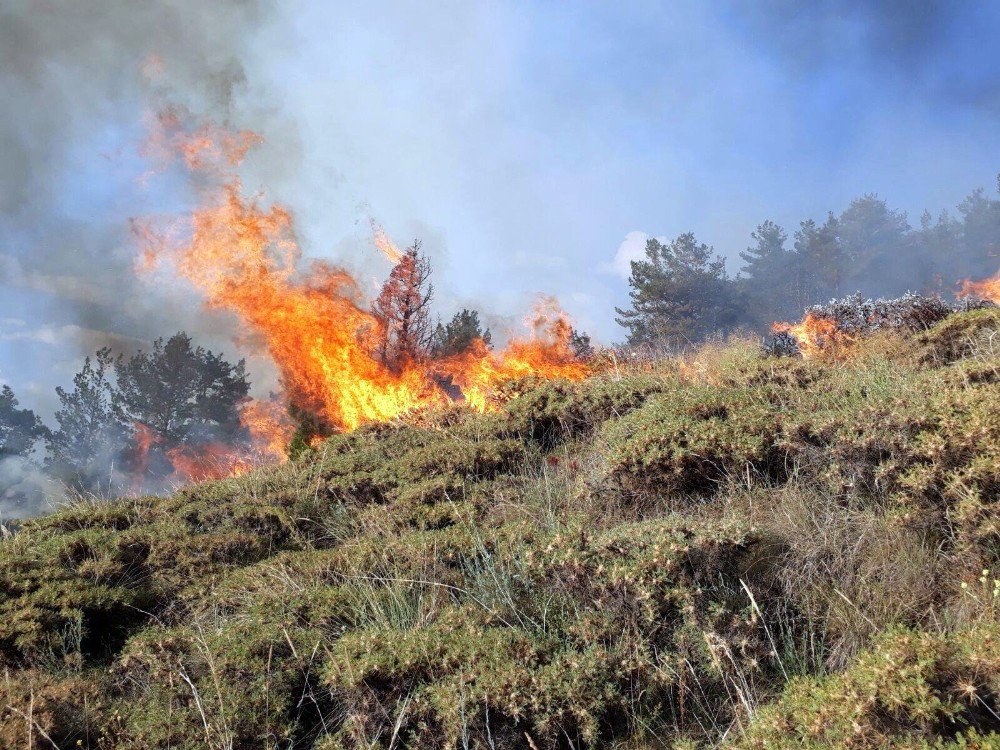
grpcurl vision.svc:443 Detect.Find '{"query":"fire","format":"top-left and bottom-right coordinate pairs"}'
top-left (128, 398), bottom-right (295, 491)
top-left (164, 443), bottom-right (253, 484)
top-left (371, 220), bottom-right (405, 264)
top-left (771, 313), bottom-right (850, 359)
top-left (440, 299), bottom-right (588, 410)
top-left (958, 268), bottom-right (1000, 304)
top-left (239, 399), bottom-right (295, 462)
top-left (135, 110), bottom-right (589, 444)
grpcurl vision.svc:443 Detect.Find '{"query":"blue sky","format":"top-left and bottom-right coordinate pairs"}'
top-left (3, 1), bottom-right (1000, 418)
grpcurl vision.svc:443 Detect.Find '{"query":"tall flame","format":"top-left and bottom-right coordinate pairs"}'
top-left (135, 111), bottom-right (588, 439)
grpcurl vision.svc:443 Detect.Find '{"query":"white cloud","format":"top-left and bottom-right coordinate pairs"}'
top-left (607, 231), bottom-right (665, 279)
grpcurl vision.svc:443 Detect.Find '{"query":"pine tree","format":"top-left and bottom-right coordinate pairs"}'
top-left (372, 240), bottom-right (434, 369)
top-left (45, 348), bottom-right (124, 490)
top-left (0, 385), bottom-right (48, 458)
top-left (113, 332), bottom-right (250, 447)
top-left (738, 220), bottom-right (792, 327)
top-left (615, 233), bottom-right (740, 346)
top-left (838, 194), bottom-right (910, 294)
top-left (792, 213), bottom-right (843, 307)
top-left (431, 309), bottom-right (492, 358)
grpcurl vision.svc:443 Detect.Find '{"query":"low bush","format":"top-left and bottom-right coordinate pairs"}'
top-left (734, 624), bottom-right (1000, 749)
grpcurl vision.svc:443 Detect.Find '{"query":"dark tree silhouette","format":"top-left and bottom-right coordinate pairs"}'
top-left (615, 233), bottom-right (741, 346)
top-left (569, 328), bottom-right (594, 359)
top-left (113, 332), bottom-right (250, 447)
top-left (738, 220), bottom-right (793, 327)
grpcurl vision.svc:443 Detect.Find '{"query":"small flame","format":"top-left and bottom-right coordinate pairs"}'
top-left (771, 313), bottom-right (850, 359)
top-left (371, 220), bottom-right (405, 265)
top-left (957, 267), bottom-right (1000, 304)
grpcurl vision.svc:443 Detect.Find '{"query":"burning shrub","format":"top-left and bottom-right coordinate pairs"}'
top-left (768, 292), bottom-right (996, 358)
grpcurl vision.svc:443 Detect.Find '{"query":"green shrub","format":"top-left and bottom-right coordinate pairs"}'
top-left (503, 374), bottom-right (670, 446)
top-left (734, 624), bottom-right (1000, 749)
top-left (601, 385), bottom-right (783, 497)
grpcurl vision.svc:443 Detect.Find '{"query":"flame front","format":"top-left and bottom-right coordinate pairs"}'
top-left (958, 267), bottom-right (1000, 304)
top-left (136, 112), bottom-right (588, 441)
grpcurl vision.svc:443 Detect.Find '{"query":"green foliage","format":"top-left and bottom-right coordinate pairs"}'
top-left (112, 331), bottom-right (250, 446)
top-left (0, 313), bottom-right (999, 748)
top-left (501, 374), bottom-right (669, 445)
top-left (0, 384), bottom-right (48, 458)
top-left (615, 233), bottom-right (742, 346)
top-left (45, 347), bottom-right (124, 491)
top-left (602, 383), bottom-right (783, 497)
top-left (431, 308), bottom-right (492, 357)
top-left (735, 625), bottom-right (1000, 749)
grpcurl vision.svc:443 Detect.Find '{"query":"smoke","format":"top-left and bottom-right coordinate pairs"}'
top-left (0, 0), bottom-right (282, 416)
top-left (0, 456), bottom-right (65, 519)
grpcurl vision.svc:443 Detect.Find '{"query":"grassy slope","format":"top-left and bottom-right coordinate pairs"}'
top-left (1, 309), bottom-right (999, 749)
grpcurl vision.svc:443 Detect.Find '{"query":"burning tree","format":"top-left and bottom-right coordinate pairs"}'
top-left (112, 332), bottom-right (250, 447)
top-left (372, 240), bottom-right (435, 369)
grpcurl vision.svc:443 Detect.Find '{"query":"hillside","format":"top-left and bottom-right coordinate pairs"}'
top-left (1, 308), bottom-right (999, 749)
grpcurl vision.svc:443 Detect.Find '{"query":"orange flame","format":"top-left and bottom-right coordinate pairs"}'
top-left (440, 298), bottom-right (588, 410)
top-left (371, 220), bottom-right (405, 265)
top-left (128, 398), bottom-right (294, 488)
top-left (957, 267), bottom-right (1000, 304)
top-left (771, 314), bottom-right (850, 359)
top-left (135, 111), bottom-right (588, 441)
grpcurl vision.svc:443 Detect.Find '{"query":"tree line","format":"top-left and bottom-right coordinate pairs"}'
top-left (616, 175), bottom-right (1000, 346)
top-left (4, 174), bottom-right (1000, 507)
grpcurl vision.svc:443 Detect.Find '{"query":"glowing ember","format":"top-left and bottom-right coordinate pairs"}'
top-left (958, 268), bottom-right (1000, 304)
top-left (135, 111), bottom-right (588, 443)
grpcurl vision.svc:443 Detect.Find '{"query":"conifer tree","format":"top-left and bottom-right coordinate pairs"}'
top-left (615, 233), bottom-right (740, 346)
top-left (0, 385), bottom-right (48, 458)
top-left (372, 240), bottom-right (435, 369)
top-left (431, 309), bottom-right (492, 357)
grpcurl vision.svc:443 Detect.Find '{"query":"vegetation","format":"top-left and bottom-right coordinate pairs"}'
top-left (616, 177), bottom-right (1000, 344)
top-left (0, 309), bottom-right (998, 747)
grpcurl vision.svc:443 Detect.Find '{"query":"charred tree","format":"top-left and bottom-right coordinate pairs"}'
top-left (372, 240), bottom-right (434, 370)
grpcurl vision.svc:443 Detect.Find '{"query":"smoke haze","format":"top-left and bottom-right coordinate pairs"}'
top-left (2, 0), bottom-right (1000, 417)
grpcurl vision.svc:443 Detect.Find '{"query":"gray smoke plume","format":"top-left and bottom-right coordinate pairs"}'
top-left (0, 1), bottom-right (280, 397)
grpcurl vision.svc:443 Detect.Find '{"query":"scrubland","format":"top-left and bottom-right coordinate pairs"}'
top-left (1, 308), bottom-right (999, 749)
